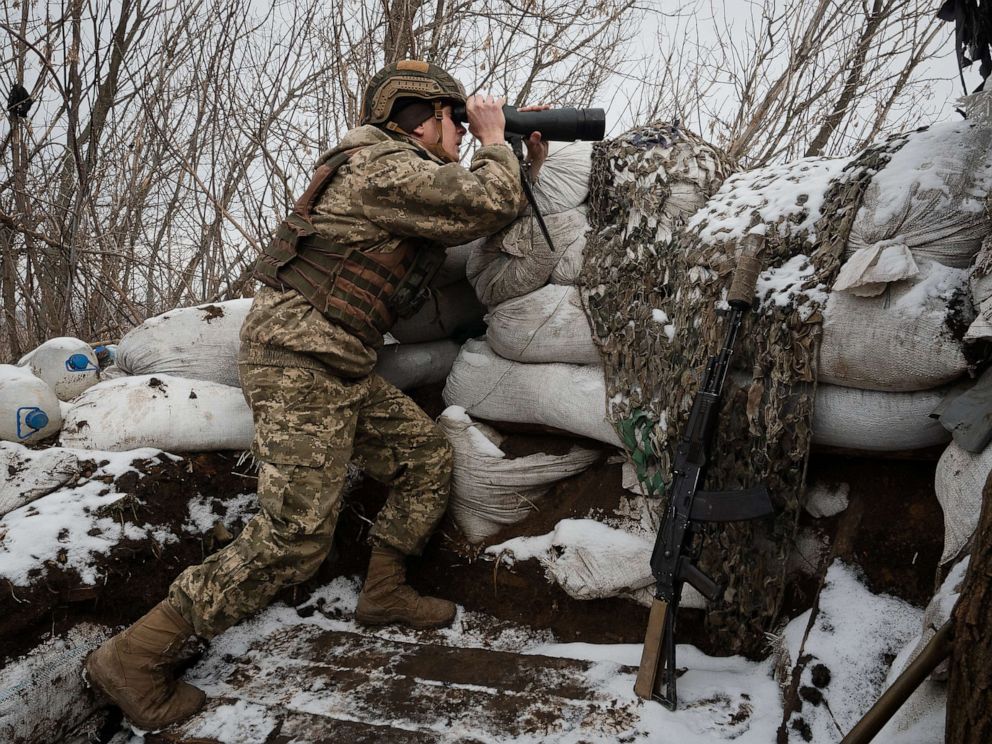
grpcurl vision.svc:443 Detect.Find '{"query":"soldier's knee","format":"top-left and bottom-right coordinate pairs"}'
top-left (283, 533), bottom-right (334, 583)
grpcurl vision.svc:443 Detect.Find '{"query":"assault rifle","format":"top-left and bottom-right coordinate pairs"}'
top-left (634, 234), bottom-right (775, 710)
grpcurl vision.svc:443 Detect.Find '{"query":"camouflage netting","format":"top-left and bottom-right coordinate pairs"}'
top-left (579, 122), bottom-right (913, 655)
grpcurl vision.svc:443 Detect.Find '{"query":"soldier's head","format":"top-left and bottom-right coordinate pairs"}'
top-left (360, 60), bottom-right (467, 163)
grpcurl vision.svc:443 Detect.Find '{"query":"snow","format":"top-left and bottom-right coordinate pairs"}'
top-left (895, 260), bottom-right (969, 313)
top-left (687, 156), bottom-right (849, 244)
top-left (781, 561), bottom-right (923, 742)
top-left (805, 481), bottom-right (850, 519)
top-left (172, 575), bottom-right (784, 744)
top-left (868, 120), bottom-right (992, 226)
top-left (0, 448), bottom-right (168, 586)
top-left (184, 700), bottom-right (278, 743)
top-left (185, 491), bottom-right (258, 534)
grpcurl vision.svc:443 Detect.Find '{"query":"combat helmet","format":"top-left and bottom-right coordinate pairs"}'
top-left (360, 60), bottom-right (466, 162)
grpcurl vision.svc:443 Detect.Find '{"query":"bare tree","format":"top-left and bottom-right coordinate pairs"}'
top-left (0, 0), bottom-right (640, 360)
top-left (628, 0), bottom-right (948, 167)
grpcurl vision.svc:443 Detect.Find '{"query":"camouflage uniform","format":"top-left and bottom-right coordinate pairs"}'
top-left (169, 125), bottom-right (523, 638)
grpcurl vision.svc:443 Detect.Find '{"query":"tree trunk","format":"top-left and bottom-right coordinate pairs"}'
top-left (946, 473), bottom-right (992, 742)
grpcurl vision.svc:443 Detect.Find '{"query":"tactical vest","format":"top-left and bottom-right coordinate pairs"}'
top-left (254, 148), bottom-right (446, 346)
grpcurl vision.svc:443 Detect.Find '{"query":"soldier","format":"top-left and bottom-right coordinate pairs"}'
top-left (85, 60), bottom-right (548, 730)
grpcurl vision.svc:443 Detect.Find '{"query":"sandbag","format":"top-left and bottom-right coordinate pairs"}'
top-left (116, 299), bottom-right (252, 387)
top-left (466, 207), bottom-right (589, 307)
top-left (935, 441), bottom-right (990, 564)
top-left (531, 141), bottom-right (593, 215)
top-left (17, 337), bottom-right (100, 400)
top-left (442, 339), bottom-right (622, 446)
top-left (486, 518), bottom-right (706, 609)
top-left (60, 375), bottom-right (253, 452)
top-left (485, 285), bottom-right (599, 364)
top-left (445, 342), bottom-right (955, 453)
top-left (374, 340), bottom-right (461, 391)
top-left (437, 407), bottom-right (599, 543)
top-left (0, 623), bottom-right (111, 744)
top-left (847, 120), bottom-right (992, 269)
top-left (819, 260), bottom-right (972, 391)
top-left (390, 280), bottom-right (484, 344)
top-left (967, 255), bottom-right (992, 340)
top-left (0, 365), bottom-right (63, 444)
top-left (0, 443), bottom-right (81, 517)
top-left (811, 384), bottom-right (951, 451)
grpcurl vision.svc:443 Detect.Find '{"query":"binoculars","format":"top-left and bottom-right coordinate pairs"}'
top-left (450, 103), bottom-right (605, 142)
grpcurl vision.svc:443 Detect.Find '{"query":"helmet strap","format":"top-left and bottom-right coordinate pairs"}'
top-left (423, 100), bottom-right (457, 163)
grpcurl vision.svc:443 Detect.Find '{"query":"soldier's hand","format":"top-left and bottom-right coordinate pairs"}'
top-left (518, 104), bottom-right (551, 180)
top-left (466, 94), bottom-right (506, 147)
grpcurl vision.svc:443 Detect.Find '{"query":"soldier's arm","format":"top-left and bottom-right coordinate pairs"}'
top-left (360, 144), bottom-right (524, 246)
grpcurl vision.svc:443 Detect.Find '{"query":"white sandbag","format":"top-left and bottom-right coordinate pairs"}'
top-left (549, 229), bottom-right (587, 285)
top-left (0, 442), bottom-right (81, 517)
top-left (466, 207), bottom-right (589, 307)
top-left (0, 365), bottom-right (62, 444)
top-left (431, 240), bottom-right (482, 288)
top-left (116, 299), bottom-right (252, 387)
top-left (442, 339), bottom-right (621, 446)
top-left (390, 280), bottom-right (484, 344)
top-left (60, 375), bottom-right (253, 452)
top-left (819, 260), bottom-right (972, 391)
top-left (486, 518), bottom-right (706, 609)
top-left (811, 384), bottom-right (951, 451)
top-left (935, 441), bottom-right (990, 564)
top-left (374, 340), bottom-right (461, 391)
top-left (486, 285), bottom-right (599, 365)
top-left (0, 623), bottom-right (111, 744)
top-left (848, 121), bottom-right (992, 268)
top-left (437, 407), bottom-right (599, 543)
top-left (966, 261), bottom-right (992, 340)
top-left (17, 337), bottom-right (100, 400)
top-left (531, 141), bottom-right (593, 215)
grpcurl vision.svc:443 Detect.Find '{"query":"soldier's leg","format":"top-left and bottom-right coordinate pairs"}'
top-left (168, 364), bottom-right (367, 638)
top-left (352, 374), bottom-right (455, 628)
top-left (353, 374), bottom-right (453, 554)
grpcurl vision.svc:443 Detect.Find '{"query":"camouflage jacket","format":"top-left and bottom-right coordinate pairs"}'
top-left (241, 125), bottom-right (524, 377)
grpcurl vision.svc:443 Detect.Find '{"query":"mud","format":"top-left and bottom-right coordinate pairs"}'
top-left (0, 452), bottom-right (254, 664)
top-left (2, 384), bottom-right (947, 680)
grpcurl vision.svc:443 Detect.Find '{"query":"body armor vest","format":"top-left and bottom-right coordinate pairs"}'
top-left (254, 148), bottom-right (446, 346)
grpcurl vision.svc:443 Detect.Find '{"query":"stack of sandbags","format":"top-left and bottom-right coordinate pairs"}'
top-left (813, 121), bottom-right (992, 450)
top-left (70, 263), bottom-right (478, 453)
top-left (687, 119), bottom-right (992, 452)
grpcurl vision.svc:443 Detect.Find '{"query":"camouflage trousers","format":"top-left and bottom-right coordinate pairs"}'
top-left (168, 361), bottom-right (453, 638)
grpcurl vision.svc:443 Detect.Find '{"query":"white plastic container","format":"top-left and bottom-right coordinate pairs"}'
top-left (17, 337), bottom-right (100, 401)
top-left (0, 365), bottom-right (63, 443)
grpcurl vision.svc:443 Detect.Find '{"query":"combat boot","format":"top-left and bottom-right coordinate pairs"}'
top-left (355, 545), bottom-right (456, 628)
top-left (85, 600), bottom-right (206, 730)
